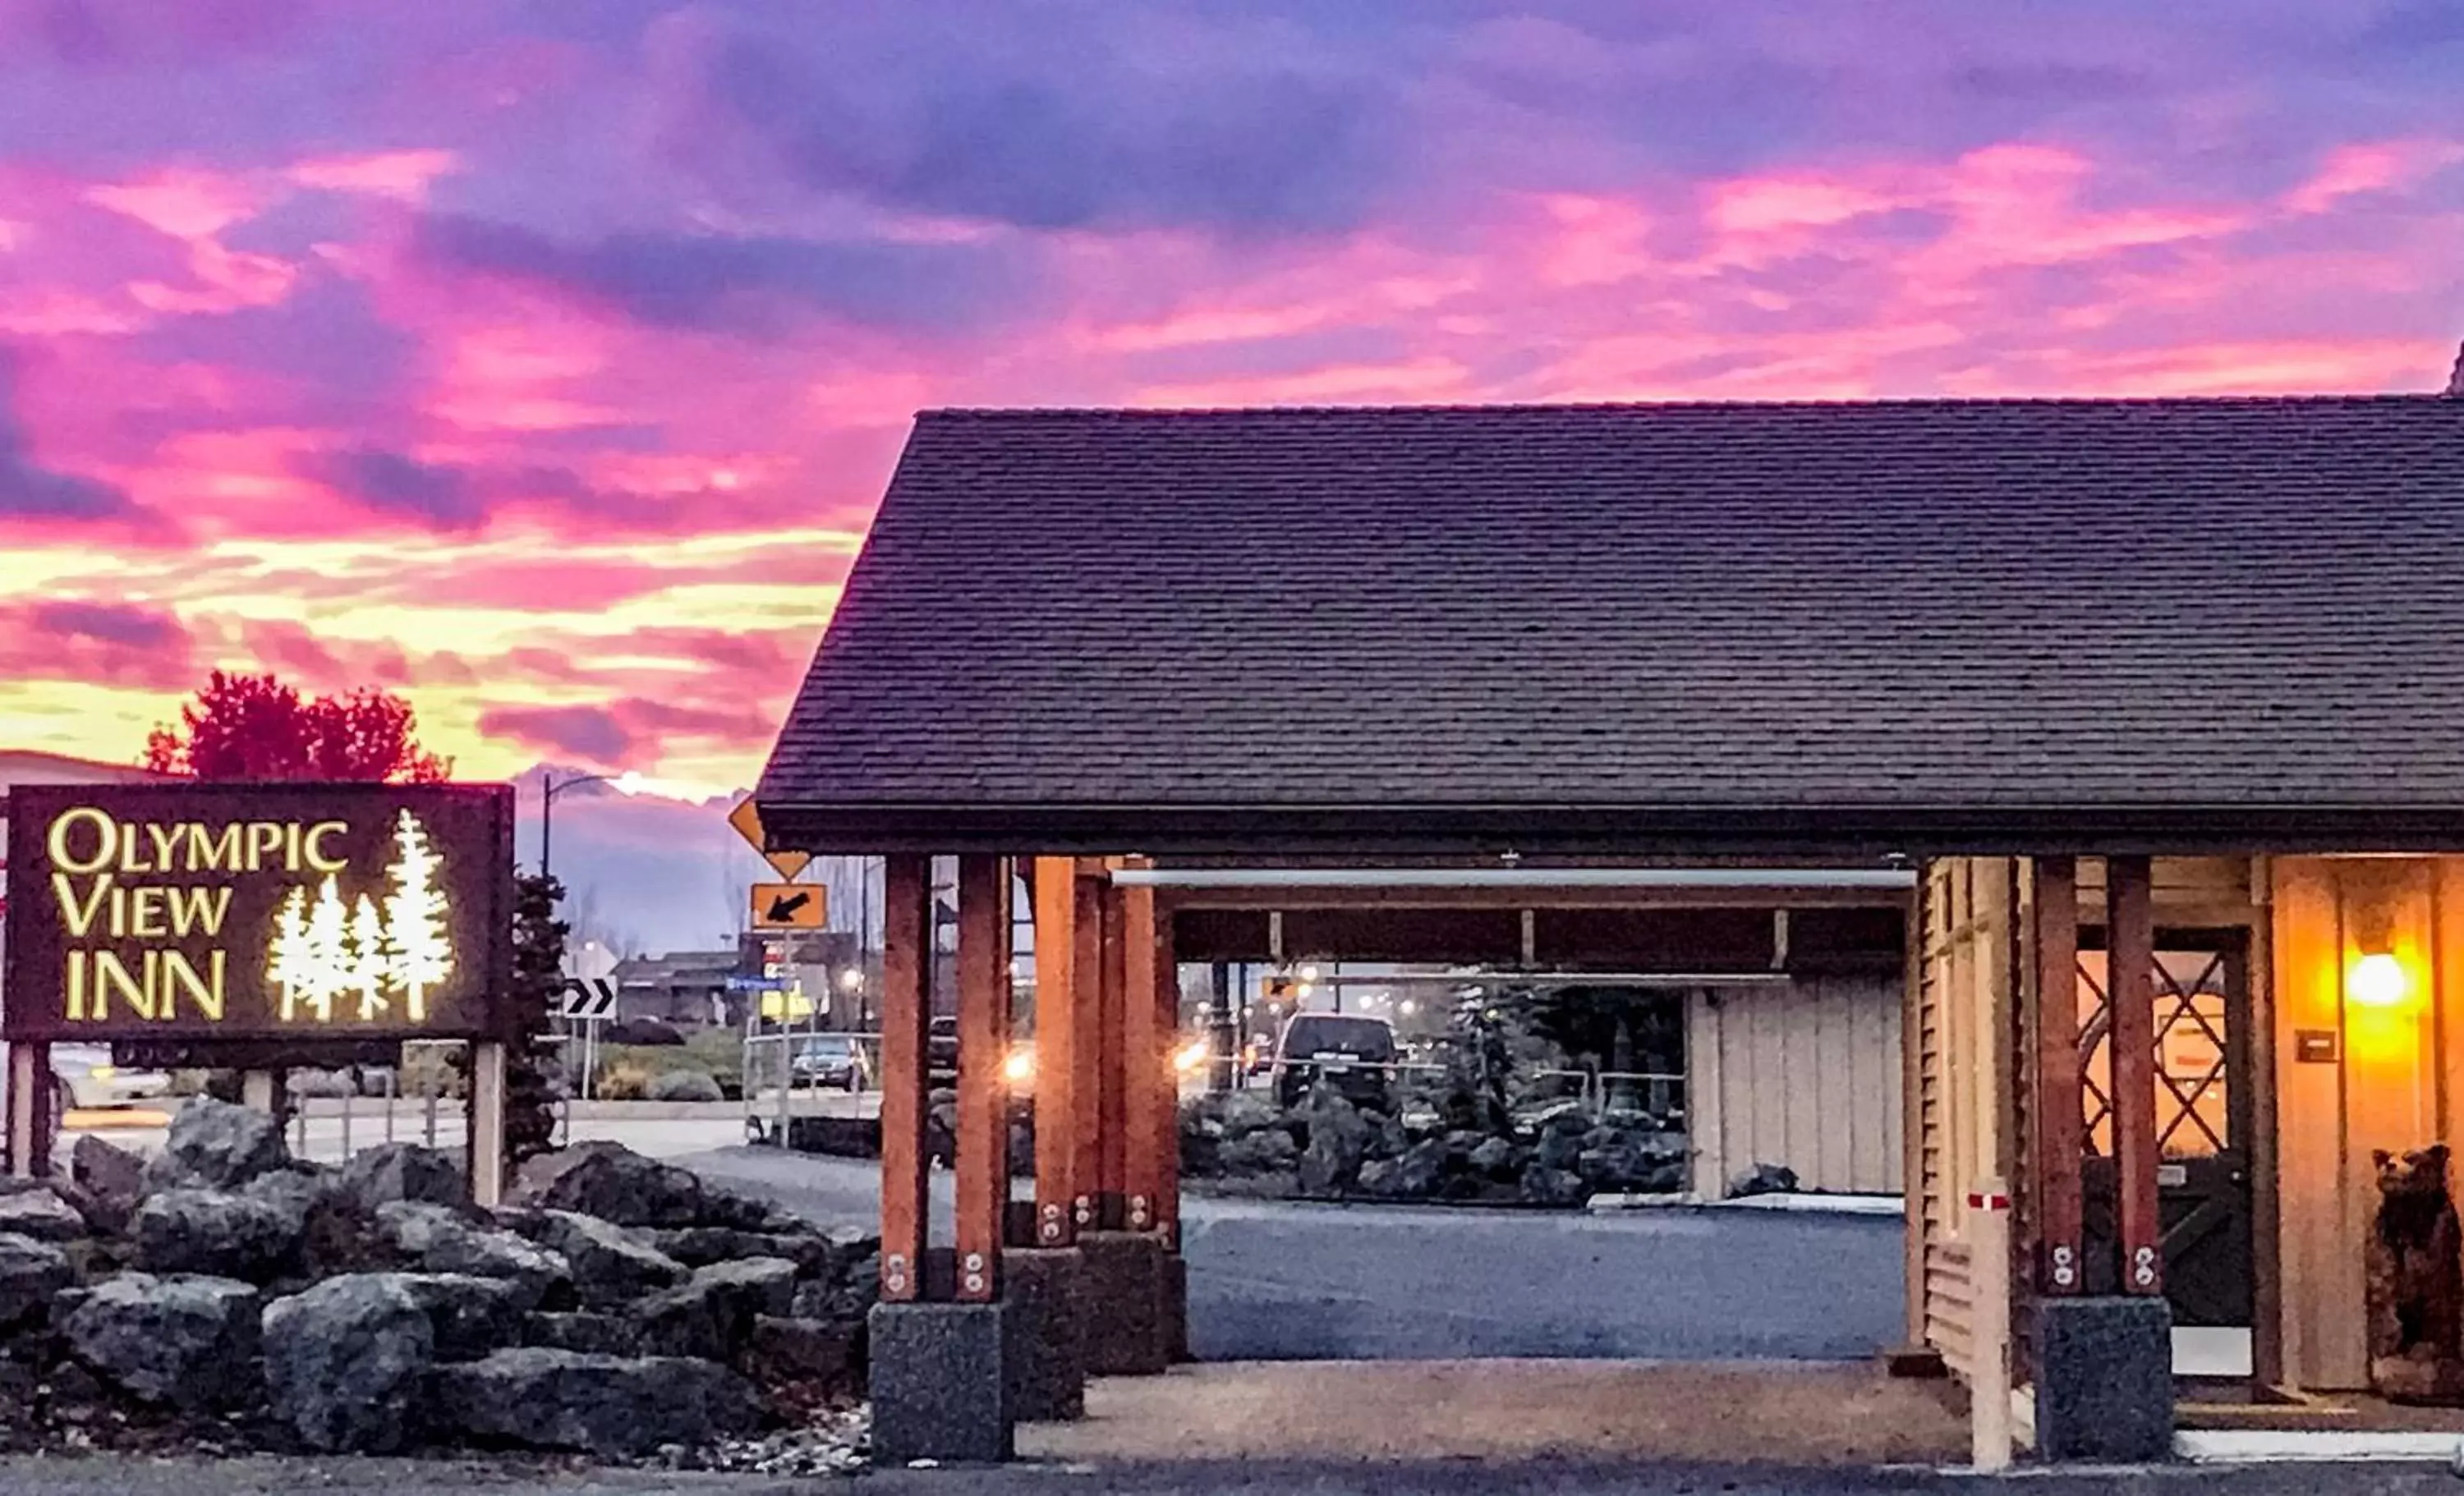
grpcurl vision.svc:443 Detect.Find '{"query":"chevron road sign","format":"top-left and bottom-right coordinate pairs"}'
top-left (558, 976), bottom-right (617, 1021)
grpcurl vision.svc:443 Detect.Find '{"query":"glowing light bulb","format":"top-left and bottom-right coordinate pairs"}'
top-left (2351, 952), bottom-right (2411, 1007)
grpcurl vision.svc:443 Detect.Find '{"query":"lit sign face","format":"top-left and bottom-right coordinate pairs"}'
top-left (3, 784), bottom-right (513, 1044)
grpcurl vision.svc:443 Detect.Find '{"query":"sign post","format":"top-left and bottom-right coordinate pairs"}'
top-left (2, 782), bottom-right (515, 1187)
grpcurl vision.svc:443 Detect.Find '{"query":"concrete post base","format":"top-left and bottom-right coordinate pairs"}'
top-left (1004, 1247), bottom-right (1086, 1422)
top-left (1077, 1231), bottom-right (1170, 1375)
top-left (1162, 1250), bottom-right (1188, 1363)
top-left (2034, 1296), bottom-right (2173, 1462)
top-left (870, 1301), bottom-right (1015, 1463)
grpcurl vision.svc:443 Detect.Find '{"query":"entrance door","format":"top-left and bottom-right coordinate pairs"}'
top-left (2078, 932), bottom-right (2255, 1368)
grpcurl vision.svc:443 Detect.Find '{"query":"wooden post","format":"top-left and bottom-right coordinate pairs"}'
top-left (1069, 862), bottom-right (1106, 1231)
top-left (880, 853), bottom-right (932, 1301)
top-left (2107, 853), bottom-right (2163, 1295)
top-left (1121, 877), bottom-right (1175, 1238)
top-left (468, 1040), bottom-right (506, 1208)
top-left (954, 855), bottom-right (1011, 1301)
top-left (241, 1071), bottom-right (277, 1113)
top-left (1096, 879), bottom-right (1129, 1215)
top-left (2033, 856), bottom-right (2085, 1296)
top-left (1032, 856), bottom-right (1080, 1247)
top-left (1901, 890), bottom-right (1929, 1348)
top-left (7, 1044), bottom-right (44, 1181)
top-left (1969, 1177), bottom-right (2014, 1472)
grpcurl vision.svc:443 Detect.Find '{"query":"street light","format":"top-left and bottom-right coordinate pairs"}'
top-left (540, 772), bottom-right (618, 883)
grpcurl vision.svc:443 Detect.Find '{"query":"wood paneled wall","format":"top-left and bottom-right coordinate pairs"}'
top-left (2272, 856), bottom-right (2464, 1391)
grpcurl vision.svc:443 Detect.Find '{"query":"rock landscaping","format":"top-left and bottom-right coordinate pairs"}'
top-left (0, 1097), bottom-right (875, 1463)
top-left (1182, 1084), bottom-right (1692, 1206)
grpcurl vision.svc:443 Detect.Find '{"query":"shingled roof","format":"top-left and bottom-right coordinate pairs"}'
top-left (758, 396), bottom-right (2464, 855)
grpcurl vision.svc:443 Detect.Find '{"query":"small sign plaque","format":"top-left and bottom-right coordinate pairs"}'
top-left (2295, 1029), bottom-right (2338, 1064)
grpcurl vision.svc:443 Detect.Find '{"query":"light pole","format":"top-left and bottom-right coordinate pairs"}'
top-left (540, 772), bottom-right (618, 883)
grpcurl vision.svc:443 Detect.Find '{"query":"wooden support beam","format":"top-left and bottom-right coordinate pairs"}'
top-left (954, 855), bottom-right (1011, 1302)
top-left (1121, 878), bottom-right (1178, 1239)
top-left (2106, 853), bottom-right (2163, 1296)
top-left (880, 852), bottom-right (932, 1301)
top-left (1069, 862), bottom-right (1106, 1228)
top-left (1031, 856), bottom-right (1081, 1247)
top-left (2032, 856), bottom-right (2085, 1296)
top-left (1097, 879), bottom-right (1129, 1211)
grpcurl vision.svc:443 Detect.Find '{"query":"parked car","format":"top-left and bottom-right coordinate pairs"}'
top-left (48, 1044), bottom-right (172, 1113)
top-left (792, 1033), bottom-right (872, 1092)
top-left (1272, 1013), bottom-right (1399, 1111)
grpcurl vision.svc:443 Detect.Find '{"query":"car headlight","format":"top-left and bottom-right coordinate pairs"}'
top-left (1173, 1040), bottom-right (1208, 1075)
top-left (87, 1065), bottom-right (115, 1081)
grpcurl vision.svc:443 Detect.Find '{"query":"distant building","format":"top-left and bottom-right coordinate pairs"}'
top-left (609, 949), bottom-right (741, 1027)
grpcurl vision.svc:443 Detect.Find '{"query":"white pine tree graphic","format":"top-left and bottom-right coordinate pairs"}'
top-left (271, 885), bottom-right (310, 1021)
top-left (385, 808), bottom-right (453, 1022)
top-left (301, 874), bottom-right (351, 1022)
top-left (349, 893), bottom-right (394, 1020)
top-left (266, 809), bottom-right (455, 1026)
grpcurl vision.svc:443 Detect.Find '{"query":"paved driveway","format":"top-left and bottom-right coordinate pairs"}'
top-left (682, 1150), bottom-right (1905, 1362)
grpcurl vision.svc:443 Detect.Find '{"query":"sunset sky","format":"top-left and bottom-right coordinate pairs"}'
top-left (2, 1), bottom-right (2461, 801)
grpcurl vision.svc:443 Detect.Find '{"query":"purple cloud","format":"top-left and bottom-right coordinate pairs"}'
top-left (674, 14), bottom-right (1401, 236)
top-left (0, 348), bottom-right (136, 522)
top-left (292, 446), bottom-right (491, 530)
top-left (31, 599), bottom-right (183, 648)
top-left (412, 213), bottom-right (1033, 336)
top-left (477, 703), bottom-right (634, 765)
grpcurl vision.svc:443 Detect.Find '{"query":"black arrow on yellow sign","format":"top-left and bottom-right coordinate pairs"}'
top-left (765, 889), bottom-right (811, 924)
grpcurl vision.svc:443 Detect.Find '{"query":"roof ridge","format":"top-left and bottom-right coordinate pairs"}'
top-left (916, 392), bottom-right (2455, 420)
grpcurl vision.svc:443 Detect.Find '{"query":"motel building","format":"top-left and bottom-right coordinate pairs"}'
top-left (715, 389), bottom-right (2464, 1461)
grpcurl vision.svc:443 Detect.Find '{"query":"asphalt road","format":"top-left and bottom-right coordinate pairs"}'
top-left (3, 1455), bottom-right (2461, 1495)
top-left (679, 1149), bottom-right (1905, 1361)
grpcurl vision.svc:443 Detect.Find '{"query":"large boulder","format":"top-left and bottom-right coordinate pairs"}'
top-left (340, 1143), bottom-right (470, 1211)
top-left (0, 1232), bottom-right (74, 1327)
top-left (131, 1188), bottom-right (299, 1281)
top-left (522, 1310), bottom-right (641, 1356)
top-left (391, 1272), bottom-right (531, 1360)
top-left (648, 1226), bottom-right (832, 1277)
top-left (1533, 1129), bottom-right (1584, 1172)
top-left (427, 1347), bottom-right (760, 1457)
top-left (70, 1134), bottom-right (147, 1231)
top-left (375, 1201), bottom-right (568, 1309)
top-left (518, 1210), bottom-right (688, 1308)
top-left (63, 1273), bottom-right (260, 1409)
top-left (146, 1097), bottom-right (290, 1191)
top-left (1216, 1128), bottom-right (1297, 1173)
top-left (1468, 1136), bottom-right (1523, 1180)
top-left (1519, 1165), bottom-right (1589, 1208)
top-left (1730, 1161), bottom-right (1800, 1199)
top-left (1362, 1137), bottom-right (1447, 1200)
top-left (508, 1142), bottom-right (706, 1228)
top-left (1296, 1089), bottom-right (1372, 1196)
top-left (744, 1314), bottom-right (857, 1388)
top-left (0, 1186), bottom-right (86, 1243)
top-left (262, 1273), bottom-right (434, 1452)
top-left (632, 1256), bottom-right (797, 1361)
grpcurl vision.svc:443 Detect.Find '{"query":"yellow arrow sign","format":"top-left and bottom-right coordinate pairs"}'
top-left (752, 882), bottom-right (826, 929)
top-left (727, 797), bottom-right (811, 883)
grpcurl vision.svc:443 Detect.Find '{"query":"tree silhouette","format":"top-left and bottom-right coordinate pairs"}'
top-left (145, 670), bottom-right (450, 782)
top-left (270, 885), bottom-right (310, 1021)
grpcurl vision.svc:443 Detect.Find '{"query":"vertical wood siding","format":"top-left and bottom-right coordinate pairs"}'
top-left (1688, 975), bottom-right (1904, 1196)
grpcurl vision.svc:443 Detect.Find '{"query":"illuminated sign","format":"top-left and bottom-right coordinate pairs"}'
top-left (2, 784), bottom-right (513, 1044)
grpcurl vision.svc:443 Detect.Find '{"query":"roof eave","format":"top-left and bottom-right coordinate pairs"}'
top-left (755, 800), bottom-right (2464, 860)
